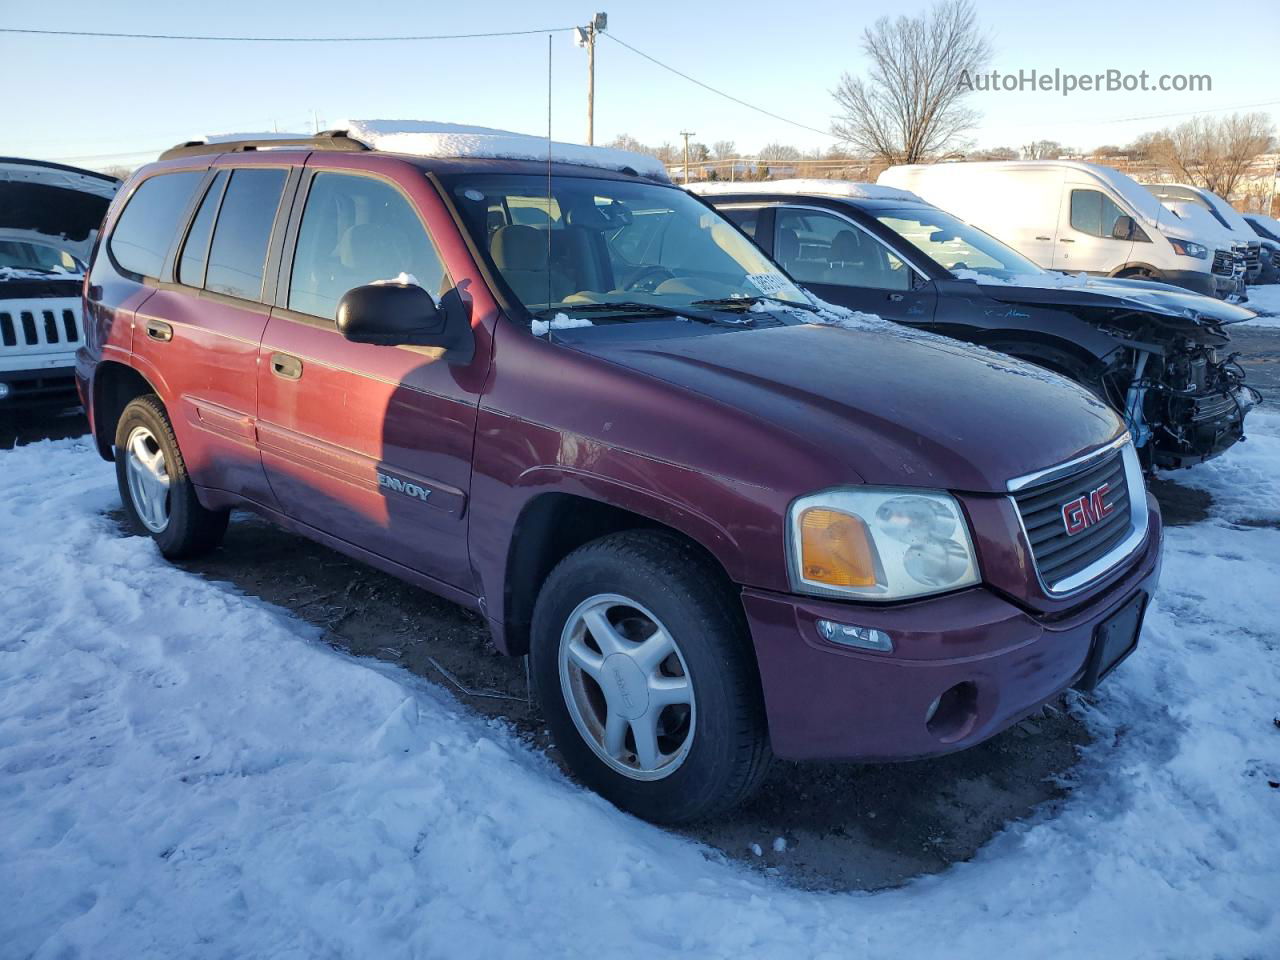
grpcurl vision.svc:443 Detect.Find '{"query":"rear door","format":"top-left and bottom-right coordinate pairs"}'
top-left (1054, 185), bottom-right (1134, 274)
top-left (772, 205), bottom-right (936, 324)
top-left (130, 161), bottom-right (294, 506)
top-left (255, 165), bottom-right (486, 591)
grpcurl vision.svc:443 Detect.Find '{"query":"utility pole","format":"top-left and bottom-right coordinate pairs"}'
top-left (575, 13), bottom-right (607, 145)
top-left (680, 130), bottom-right (696, 183)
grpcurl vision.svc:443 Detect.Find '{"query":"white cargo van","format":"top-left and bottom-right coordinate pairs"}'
top-left (878, 160), bottom-right (1241, 299)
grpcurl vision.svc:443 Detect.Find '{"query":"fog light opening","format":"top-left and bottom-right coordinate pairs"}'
top-left (925, 681), bottom-right (979, 743)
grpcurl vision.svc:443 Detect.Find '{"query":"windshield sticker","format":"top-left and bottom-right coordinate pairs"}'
top-left (746, 273), bottom-right (790, 296)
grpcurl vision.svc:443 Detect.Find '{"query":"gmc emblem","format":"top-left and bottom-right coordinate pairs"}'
top-left (1061, 483), bottom-right (1114, 536)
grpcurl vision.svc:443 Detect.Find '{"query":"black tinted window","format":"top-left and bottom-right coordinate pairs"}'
top-left (109, 172), bottom-right (202, 278)
top-left (289, 172), bottom-right (449, 320)
top-left (722, 207), bottom-right (759, 239)
top-left (177, 171), bottom-right (227, 287)
top-left (205, 168), bottom-right (287, 301)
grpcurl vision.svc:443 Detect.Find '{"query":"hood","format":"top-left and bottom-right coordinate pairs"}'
top-left (568, 322), bottom-right (1123, 494)
top-left (950, 272), bottom-right (1256, 325)
top-left (0, 158), bottom-right (118, 264)
top-left (1160, 201), bottom-right (1240, 246)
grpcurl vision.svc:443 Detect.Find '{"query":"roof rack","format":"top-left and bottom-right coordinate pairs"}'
top-left (159, 130), bottom-right (371, 161)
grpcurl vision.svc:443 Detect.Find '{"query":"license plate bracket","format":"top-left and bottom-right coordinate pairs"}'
top-left (1075, 592), bottom-right (1147, 692)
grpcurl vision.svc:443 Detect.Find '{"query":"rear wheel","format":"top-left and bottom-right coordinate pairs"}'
top-left (114, 395), bottom-right (228, 559)
top-left (530, 531), bottom-right (770, 823)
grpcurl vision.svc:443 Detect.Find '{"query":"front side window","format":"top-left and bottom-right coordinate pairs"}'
top-left (875, 205), bottom-right (1046, 280)
top-left (721, 207), bottom-right (759, 239)
top-left (109, 171), bottom-right (203, 278)
top-left (445, 174), bottom-right (808, 319)
top-left (288, 172), bottom-right (450, 320)
top-left (204, 168), bottom-right (287, 302)
top-left (1070, 189), bottom-right (1133, 239)
top-left (776, 207), bottom-right (911, 290)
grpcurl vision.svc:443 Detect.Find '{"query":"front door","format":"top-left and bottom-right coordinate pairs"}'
top-left (772, 206), bottom-right (936, 324)
top-left (1054, 185), bottom-right (1135, 273)
top-left (256, 168), bottom-right (485, 591)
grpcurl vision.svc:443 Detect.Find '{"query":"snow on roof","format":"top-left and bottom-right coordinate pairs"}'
top-left (688, 179), bottom-right (923, 203)
top-left (333, 120), bottom-right (670, 180)
top-left (197, 131), bottom-right (311, 144)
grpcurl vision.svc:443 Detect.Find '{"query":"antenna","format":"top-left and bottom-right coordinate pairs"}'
top-left (546, 32), bottom-right (554, 321)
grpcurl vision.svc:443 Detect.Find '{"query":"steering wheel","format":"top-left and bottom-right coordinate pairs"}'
top-left (625, 265), bottom-right (676, 293)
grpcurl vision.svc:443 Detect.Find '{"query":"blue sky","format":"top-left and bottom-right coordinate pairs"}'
top-left (2, 0), bottom-right (1273, 169)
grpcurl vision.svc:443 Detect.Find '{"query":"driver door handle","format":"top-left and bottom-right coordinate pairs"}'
top-left (270, 352), bottom-right (303, 380)
top-left (887, 293), bottom-right (905, 302)
top-left (1035, 235), bottom-right (1052, 241)
top-left (1059, 238), bottom-right (1075, 243)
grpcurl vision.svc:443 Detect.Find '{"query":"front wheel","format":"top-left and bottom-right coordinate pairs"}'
top-left (114, 394), bottom-right (228, 559)
top-left (530, 531), bottom-right (770, 823)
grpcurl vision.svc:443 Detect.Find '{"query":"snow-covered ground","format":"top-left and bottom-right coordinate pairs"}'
top-left (2, 420), bottom-right (1278, 959)
top-left (1243, 283), bottom-right (1280, 327)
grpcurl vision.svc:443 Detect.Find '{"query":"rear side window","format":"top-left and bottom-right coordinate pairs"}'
top-left (177, 171), bottom-right (228, 287)
top-left (204, 168), bottom-right (287, 302)
top-left (109, 171), bottom-right (203, 278)
top-left (288, 172), bottom-right (449, 321)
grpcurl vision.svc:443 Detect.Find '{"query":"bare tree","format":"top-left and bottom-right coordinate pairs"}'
top-left (969, 146), bottom-right (1017, 161)
top-left (832, 0), bottom-right (990, 165)
top-left (1153, 112), bottom-right (1275, 199)
top-left (711, 140), bottom-right (737, 161)
top-left (758, 143), bottom-right (801, 163)
top-left (99, 164), bottom-right (135, 181)
top-left (1022, 140), bottom-right (1066, 160)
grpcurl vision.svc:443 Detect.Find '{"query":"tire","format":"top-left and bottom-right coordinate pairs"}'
top-left (530, 530), bottom-right (770, 823)
top-left (114, 394), bottom-right (228, 559)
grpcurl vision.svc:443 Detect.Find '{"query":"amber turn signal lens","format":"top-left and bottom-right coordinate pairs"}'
top-left (799, 508), bottom-right (877, 587)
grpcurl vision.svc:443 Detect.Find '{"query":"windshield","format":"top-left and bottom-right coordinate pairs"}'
top-left (0, 239), bottom-right (84, 275)
top-left (874, 206), bottom-right (1047, 280)
top-left (443, 174), bottom-right (809, 318)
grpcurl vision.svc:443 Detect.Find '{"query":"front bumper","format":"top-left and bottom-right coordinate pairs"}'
top-left (742, 494), bottom-right (1163, 761)
top-left (1156, 268), bottom-right (1218, 298)
top-left (0, 364), bottom-right (79, 409)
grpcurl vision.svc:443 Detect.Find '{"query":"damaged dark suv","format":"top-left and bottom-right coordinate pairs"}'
top-left (698, 181), bottom-right (1260, 469)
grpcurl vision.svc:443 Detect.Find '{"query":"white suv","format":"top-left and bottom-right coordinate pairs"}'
top-left (0, 158), bottom-right (117, 410)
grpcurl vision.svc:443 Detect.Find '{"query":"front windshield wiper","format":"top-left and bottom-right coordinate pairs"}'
top-left (691, 295), bottom-right (818, 313)
top-left (531, 302), bottom-right (725, 324)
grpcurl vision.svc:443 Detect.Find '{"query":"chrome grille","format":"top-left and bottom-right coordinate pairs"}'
top-left (1012, 449), bottom-right (1134, 591)
top-left (1211, 249), bottom-right (1232, 276)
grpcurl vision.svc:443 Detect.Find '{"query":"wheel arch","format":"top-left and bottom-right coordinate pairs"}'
top-left (91, 360), bottom-right (162, 460)
top-left (496, 491), bottom-right (742, 658)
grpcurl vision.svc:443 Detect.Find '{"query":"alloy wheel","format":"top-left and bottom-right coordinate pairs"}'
top-left (124, 425), bottom-right (171, 533)
top-left (558, 593), bottom-right (696, 781)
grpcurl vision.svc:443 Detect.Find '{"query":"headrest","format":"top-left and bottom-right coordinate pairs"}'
top-left (491, 224), bottom-right (546, 272)
top-left (830, 229), bottom-right (862, 262)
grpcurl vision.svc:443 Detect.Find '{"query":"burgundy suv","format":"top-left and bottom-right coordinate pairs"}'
top-left (78, 132), bottom-right (1163, 823)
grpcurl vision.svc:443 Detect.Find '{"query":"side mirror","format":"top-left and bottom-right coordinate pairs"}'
top-left (1111, 216), bottom-right (1136, 241)
top-left (336, 283), bottom-right (446, 347)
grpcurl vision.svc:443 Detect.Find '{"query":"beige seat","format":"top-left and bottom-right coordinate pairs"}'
top-left (490, 225), bottom-right (571, 307)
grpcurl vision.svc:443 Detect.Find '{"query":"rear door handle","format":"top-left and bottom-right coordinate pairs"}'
top-left (1035, 235), bottom-right (1052, 241)
top-left (145, 319), bottom-right (172, 342)
top-left (887, 293), bottom-right (905, 302)
top-left (1058, 238), bottom-right (1075, 243)
top-left (270, 352), bottom-right (303, 380)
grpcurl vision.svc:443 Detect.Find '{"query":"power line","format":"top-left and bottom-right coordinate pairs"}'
top-left (0, 25), bottom-right (574, 42)
top-left (603, 33), bottom-right (835, 139)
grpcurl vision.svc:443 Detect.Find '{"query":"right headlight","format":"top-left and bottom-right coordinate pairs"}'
top-left (1167, 237), bottom-right (1208, 260)
top-left (787, 487), bottom-right (980, 601)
